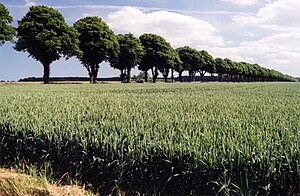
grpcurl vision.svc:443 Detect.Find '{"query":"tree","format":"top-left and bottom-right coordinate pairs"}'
top-left (199, 50), bottom-right (214, 82)
top-left (173, 49), bottom-right (184, 82)
top-left (223, 58), bottom-right (234, 81)
top-left (139, 33), bottom-right (174, 83)
top-left (74, 16), bottom-right (118, 83)
top-left (109, 33), bottom-right (144, 83)
top-left (170, 49), bottom-right (182, 82)
top-left (158, 47), bottom-right (182, 82)
top-left (215, 58), bottom-right (226, 82)
top-left (176, 46), bottom-right (201, 82)
top-left (14, 6), bottom-right (79, 84)
top-left (0, 3), bottom-right (15, 46)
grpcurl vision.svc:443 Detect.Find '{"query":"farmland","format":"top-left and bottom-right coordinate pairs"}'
top-left (0, 82), bottom-right (299, 195)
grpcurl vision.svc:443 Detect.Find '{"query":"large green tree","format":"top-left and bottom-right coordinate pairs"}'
top-left (176, 46), bottom-right (201, 81)
top-left (74, 16), bottom-right (118, 83)
top-left (110, 33), bottom-right (144, 83)
top-left (14, 5), bottom-right (79, 84)
top-left (223, 58), bottom-right (234, 81)
top-left (139, 33), bottom-right (174, 83)
top-left (0, 3), bottom-right (15, 46)
top-left (215, 58), bottom-right (226, 82)
top-left (158, 47), bottom-right (182, 82)
top-left (173, 49), bottom-right (184, 82)
top-left (199, 50), bottom-right (215, 82)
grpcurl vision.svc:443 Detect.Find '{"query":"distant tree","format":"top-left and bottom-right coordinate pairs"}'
top-left (158, 47), bottom-right (182, 82)
top-left (177, 46), bottom-right (201, 81)
top-left (173, 49), bottom-right (184, 82)
top-left (0, 3), bottom-right (15, 46)
top-left (74, 16), bottom-right (118, 83)
top-left (175, 47), bottom-right (189, 82)
top-left (231, 61), bottom-right (242, 82)
top-left (139, 33), bottom-right (174, 83)
top-left (215, 58), bottom-right (226, 82)
top-left (199, 50), bottom-right (214, 82)
top-left (109, 33), bottom-right (144, 83)
top-left (170, 49), bottom-right (183, 82)
top-left (238, 62), bottom-right (248, 82)
top-left (259, 66), bottom-right (269, 82)
top-left (223, 58), bottom-right (234, 81)
top-left (14, 6), bottom-right (80, 84)
top-left (254, 64), bottom-right (263, 81)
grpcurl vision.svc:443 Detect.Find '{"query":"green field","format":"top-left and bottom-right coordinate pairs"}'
top-left (0, 82), bottom-right (299, 195)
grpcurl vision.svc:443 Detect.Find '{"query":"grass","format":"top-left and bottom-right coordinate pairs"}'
top-left (0, 167), bottom-right (93, 196)
top-left (0, 82), bottom-right (299, 195)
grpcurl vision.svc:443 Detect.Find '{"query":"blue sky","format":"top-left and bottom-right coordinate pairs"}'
top-left (0, 0), bottom-right (299, 81)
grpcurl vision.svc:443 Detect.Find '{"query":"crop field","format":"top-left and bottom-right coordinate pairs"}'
top-left (0, 82), bottom-right (299, 195)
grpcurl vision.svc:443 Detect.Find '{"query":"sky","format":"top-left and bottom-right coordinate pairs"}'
top-left (0, 0), bottom-right (299, 81)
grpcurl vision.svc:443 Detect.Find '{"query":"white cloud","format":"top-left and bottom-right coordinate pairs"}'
top-left (210, 32), bottom-right (300, 76)
top-left (25, 0), bottom-right (36, 6)
top-left (221, 0), bottom-right (258, 6)
top-left (233, 0), bottom-right (300, 31)
top-left (244, 32), bottom-right (258, 37)
top-left (107, 6), bottom-right (224, 48)
top-left (51, 5), bottom-right (242, 16)
top-left (215, 0), bottom-right (300, 76)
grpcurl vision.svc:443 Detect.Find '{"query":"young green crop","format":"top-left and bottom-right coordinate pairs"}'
top-left (0, 82), bottom-right (299, 195)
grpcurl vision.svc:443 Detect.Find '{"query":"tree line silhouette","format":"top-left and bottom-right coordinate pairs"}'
top-left (0, 4), bottom-right (296, 83)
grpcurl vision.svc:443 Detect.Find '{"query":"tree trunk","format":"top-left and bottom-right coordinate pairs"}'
top-left (43, 63), bottom-right (50, 84)
top-left (188, 70), bottom-right (192, 82)
top-left (162, 68), bottom-right (169, 82)
top-left (88, 72), bottom-right (93, 83)
top-left (92, 64), bottom-right (99, 83)
top-left (171, 68), bottom-right (174, 82)
top-left (179, 72), bottom-right (183, 82)
top-left (192, 71), bottom-right (196, 81)
top-left (151, 68), bottom-right (155, 83)
top-left (218, 73), bottom-right (222, 82)
top-left (145, 71), bottom-right (148, 82)
top-left (120, 69), bottom-right (125, 82)
top-left (164, 74), bottom-right (168, 82)
top-left (151, 67), bottom-right (158, 83)
top-left (200, 72), bottom-right (204, 82)
top-left (126, 68), bottom-right (131, 83)
top-left (83, 64), bottom-right (93, 83)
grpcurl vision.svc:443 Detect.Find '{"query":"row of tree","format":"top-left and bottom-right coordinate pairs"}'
top-left (0, 4), bottom-right (296, 83)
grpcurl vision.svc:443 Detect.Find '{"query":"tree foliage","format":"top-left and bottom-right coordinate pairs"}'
top-left (176, 46), bottom-right (201, 81)
top-left (198, 50), bottom-right (215, 82)
top-left (139, 33), bottom-right (176, 83)
top-left (213, 58), bottom-right (296, 82)
top-left (14, 5), bottom-right (80, 84)
top-left (0, 3), bottom-right (15, 46)
top-left (74, 16), bottom-right (118, 83)
top-left (158, 46), bottom-right (182, 82)
top-left (109, 33), bottom-right (144, 82)
top-left (215, 58), bottom-right (226, 82)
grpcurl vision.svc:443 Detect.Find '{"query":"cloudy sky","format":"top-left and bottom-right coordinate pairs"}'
top-left (0, 0), bottom-right (299, 80)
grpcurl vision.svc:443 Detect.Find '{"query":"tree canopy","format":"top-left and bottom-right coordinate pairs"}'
top-left (14, 5), bottom-right (80, 84)
top-left (159, 47), bottom-right (182, 82)
top-left (74, 16), bottom-right (118, 83)
top-left (0, 3), bottom-right (15, 46)
top-left (176, 46), bottom-right (201, 81)
top-left (109, 33), bottom-right (144, 82)
top-left (198, 50), bottom-right (215, 82)
top-left (139, 33), bottom-right (178, 83)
